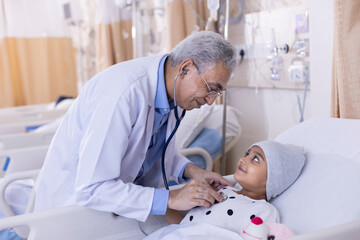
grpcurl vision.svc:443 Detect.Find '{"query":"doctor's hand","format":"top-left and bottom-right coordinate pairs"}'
top-left (168, 179), bottom-right (223, 211)
top-left (183, 163), bottom-right (232, 191)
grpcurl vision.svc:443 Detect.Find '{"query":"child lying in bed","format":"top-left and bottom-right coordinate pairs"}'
top-left (144, 140), bottom-right (305, 239)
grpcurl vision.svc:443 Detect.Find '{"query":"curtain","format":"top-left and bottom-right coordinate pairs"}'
top-left (95, 1), bottom-right (133, 72)
top-left (165, 0), bottom-right (210, 51)
top-left (0, 0), bottom-right (78, 108)
top-left (331, 0), bottom-right (360, 119)
top-left (94, 0), bottom-right (210, 72)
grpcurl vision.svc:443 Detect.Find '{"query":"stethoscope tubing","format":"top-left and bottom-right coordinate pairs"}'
top-left (161, 106), bottom-right (185, 190)
top-left (161, 72), bottom-right (186, 190)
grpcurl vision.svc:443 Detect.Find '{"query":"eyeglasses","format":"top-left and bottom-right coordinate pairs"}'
top-left (199, 73), bottom-right (224, 98)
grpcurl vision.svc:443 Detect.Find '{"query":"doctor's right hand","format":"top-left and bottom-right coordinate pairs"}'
top-left (167, 179), bottom-right (223, 211)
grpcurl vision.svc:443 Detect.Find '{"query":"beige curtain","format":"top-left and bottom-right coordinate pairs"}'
top-left (95, 20), bottom-right (133, 72)
top-left (95, 2), bottom-right (133, 72)
top-left (0, 38), bottom-right (77, 107)
top-left (0, 0), bottom-right (78, 108)
top-left (331, 0), bottom-right (360, 119)
top-left (0, 38), bottom-right (14, 107)
top-left (165, 0), bottom-right (210, 51)
top-left (95, 0), bottom-right (210, 72)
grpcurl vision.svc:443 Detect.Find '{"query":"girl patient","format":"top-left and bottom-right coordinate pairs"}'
top-left (145, 140), bottom-right (305, 239)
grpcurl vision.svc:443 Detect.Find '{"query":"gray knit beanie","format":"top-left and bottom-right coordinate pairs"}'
top-left (251, 140), bottom-right (305, 201)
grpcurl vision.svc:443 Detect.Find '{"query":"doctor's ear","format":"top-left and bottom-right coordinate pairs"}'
top-left (183, 69), bottom-right (189, 75)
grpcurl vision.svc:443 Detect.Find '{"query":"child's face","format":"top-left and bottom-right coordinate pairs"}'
top-left (234, 145), bottom-right (267, 196)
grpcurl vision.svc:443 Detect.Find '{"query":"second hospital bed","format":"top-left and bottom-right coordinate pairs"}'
top-left (0, 103), bottom-right (242, 175)
top-left (0, 99), bottom-right (73, 136)
top-left (0, 104), bottom-right (242, 238)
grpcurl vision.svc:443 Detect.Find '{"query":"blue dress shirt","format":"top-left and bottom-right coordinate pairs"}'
top-left (135, 55), bottom-right (189, 215)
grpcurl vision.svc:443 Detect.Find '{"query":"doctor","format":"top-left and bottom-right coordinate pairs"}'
top-left (34, 31), bottom-right (237, 222)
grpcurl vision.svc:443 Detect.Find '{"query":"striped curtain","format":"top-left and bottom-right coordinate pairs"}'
top-left (165, 0), bottom-right (210, 51)
top-left (331, 0), bottom-right (360, 119)
top-left (0, 0), bottom-right (78, 108)
top-left (94, 0), bottom-right (210, 72)
top-left (95, 0), bottom-right (133, 72)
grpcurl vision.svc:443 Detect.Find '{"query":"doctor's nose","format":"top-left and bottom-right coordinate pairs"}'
top-left (205, 95), bottom-right (217, 105)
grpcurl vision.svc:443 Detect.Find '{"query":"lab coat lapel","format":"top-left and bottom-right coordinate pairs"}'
top-left (142, 55), bottom-right (162, 169)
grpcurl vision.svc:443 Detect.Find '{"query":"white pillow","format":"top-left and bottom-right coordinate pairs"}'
top-left (275, 117), bottom-right (360, 158)
top-left (272, 117), bottom-right (360, 234)
top-left (175, 104), bottom-right (214, 149)
top-left (271, 152), bottom-right (360, 234)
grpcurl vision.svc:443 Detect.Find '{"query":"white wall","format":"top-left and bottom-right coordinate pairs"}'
top-left (307, 0), bottom-right (333, 118)
top-left (225, 0), bottom-right (333, 174)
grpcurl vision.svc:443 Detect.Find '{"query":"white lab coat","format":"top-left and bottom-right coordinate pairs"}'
top-left (34, 55), bottom-right (190, 222)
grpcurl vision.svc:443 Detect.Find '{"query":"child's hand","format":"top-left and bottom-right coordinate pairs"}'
top-left (183, 163), bottom-right (233, 191)
top-left (207, 176), bottom-right (232, 191)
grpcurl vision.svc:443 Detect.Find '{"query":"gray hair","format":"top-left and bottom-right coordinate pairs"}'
top-left (168, 31), bottom-right (236, 73)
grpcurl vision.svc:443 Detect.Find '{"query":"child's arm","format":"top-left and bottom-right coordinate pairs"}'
top-left (164, 209), bottom-right (185, 224)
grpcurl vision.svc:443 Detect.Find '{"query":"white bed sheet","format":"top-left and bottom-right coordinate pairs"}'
top-left (143, 222), bottom-right (241, 240)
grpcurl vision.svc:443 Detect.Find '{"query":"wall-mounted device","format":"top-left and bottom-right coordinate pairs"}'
top-left (294, 38), bottom-right (309, 57)
top-left (288, 61), bottom-right (309, 83)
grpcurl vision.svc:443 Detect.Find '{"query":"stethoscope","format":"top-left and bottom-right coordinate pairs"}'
top-left (161, 70), bottom-right (187, 190)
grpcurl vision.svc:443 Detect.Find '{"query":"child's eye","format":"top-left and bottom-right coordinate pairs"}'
top-left (244, 151), bottom-right (249, 157)
top-left (252, 157), bottom-right (259, 163)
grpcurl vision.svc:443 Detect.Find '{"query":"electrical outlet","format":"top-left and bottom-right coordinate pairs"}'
top-left (288, 61), bottom-right (309, 83)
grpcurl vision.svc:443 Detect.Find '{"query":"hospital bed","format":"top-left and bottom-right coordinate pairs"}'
top-left (0, 108), bottom-right (67, 126)
top-left (0, 98), bottom-right (74, 117)
top-left (0, 99), bottom-right (73, 135)
top-left (0, 145), bottom-right (48, 178)
top-left (0, 121), bottom-right (55, 136)
top-left (176, 104), bottom-right (242, 172)
top-left (0, 117), bottom-right (359, 239)
top-left (0, 129), bottom-right (55, 178)
top-left (1, 104), bottom-right (241, 173)
top-left (0, 131), bottom-right (55, 151)
top-left (0, 103), bottom-right (56, 116)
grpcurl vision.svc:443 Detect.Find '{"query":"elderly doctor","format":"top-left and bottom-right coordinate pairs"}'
top-left (34, 31), bottom-right (237, 222)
